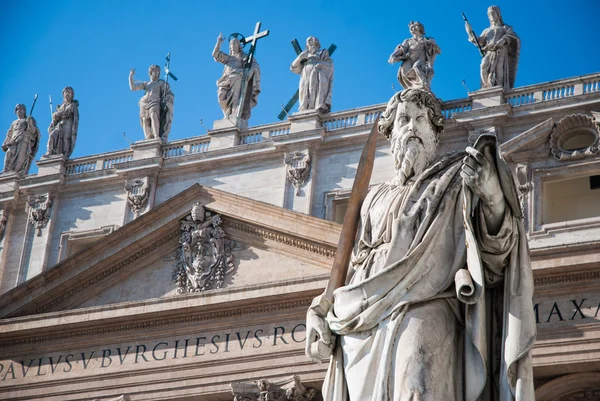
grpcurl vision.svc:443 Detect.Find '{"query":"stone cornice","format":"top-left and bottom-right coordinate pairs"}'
top-left (0, 297), bottom-right (314, 350)
top-left (223, 219), bottom-right (336, 259)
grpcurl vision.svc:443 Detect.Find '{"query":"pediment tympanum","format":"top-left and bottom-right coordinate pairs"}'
top-left (0, 184), bottom-right (339, 319)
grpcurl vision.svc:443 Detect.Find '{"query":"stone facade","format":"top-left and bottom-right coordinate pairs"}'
top-left (0, 72), bottom-right (599, 400)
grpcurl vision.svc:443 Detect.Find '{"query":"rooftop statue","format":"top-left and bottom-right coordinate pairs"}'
top-left (45, 86), bottom-right (78, 158)
top-left (290, 36), bottom-right (334, 114)
top-left (306, 88), bottom-right (536, 400)
top-left (2, 103), bottom-right (40, 176)
top-left (129, 64), bottom-right (174, 142)
top-left (213, 33), bottom-right (261, 122)
top-left (465, 5), bottom-right (520, 89)
top-left (388, 21), bottom-right (440, 90)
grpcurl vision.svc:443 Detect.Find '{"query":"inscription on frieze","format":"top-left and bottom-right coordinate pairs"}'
top-left (0, 322), bottom-right (306, 384)
top-left (533, 293), bottom-right (600, 327)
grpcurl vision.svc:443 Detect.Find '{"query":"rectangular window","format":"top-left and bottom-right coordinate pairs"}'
top-left (543, 176), bottom-right (600, 224)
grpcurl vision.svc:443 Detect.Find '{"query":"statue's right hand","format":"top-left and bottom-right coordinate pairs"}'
top-left (129, 68), bottom-right (136, 77)
top-left (305, 294), bottom-right (335, 362)
top-left (217, 33), bottom-right (225, 43)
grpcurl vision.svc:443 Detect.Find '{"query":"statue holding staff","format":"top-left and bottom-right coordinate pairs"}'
top-left (2, 102), bottom-right (40, 176)
top-left (465, 5), bottom-right (520, 89)
top-left (45, 86), bottom-right (79, 158)
top-left (129, 64), bottom-right (174, 141)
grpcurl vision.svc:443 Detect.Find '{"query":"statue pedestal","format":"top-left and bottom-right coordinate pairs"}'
top-left (289, 110), bottom-right (322, 133)
top-left (213, 117), bottom-right (248, 131)
top-left (0, 173), bottom-right (19, 200)
top-left (37, 155), bottom-right (67, 177)
top-left (469, 86), bottom-right (505, 110)
top-left (208, 117), bottom-right (249, 150)
top-left (130, 138), bottom-right (163, 160)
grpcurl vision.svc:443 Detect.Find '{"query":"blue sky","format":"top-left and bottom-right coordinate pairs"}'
top-left (1, 0), bottom-right (599, 172)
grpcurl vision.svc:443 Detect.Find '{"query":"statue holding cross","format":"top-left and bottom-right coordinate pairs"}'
top-left (291, 36), bottom-right (334, 114)
top-left (279, 38), bottom-right (337, 120)
top-left (212, 22), bottom-right (269, 125)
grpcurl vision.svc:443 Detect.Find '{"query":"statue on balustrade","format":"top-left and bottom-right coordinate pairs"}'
top-left (2, 104), bottom-right (40, 176)
top-left (45, 86), bottom-right (79, 158)
top-left (465, 5), bottom-right (520, 89)
top-left (129, 64), bottom-right (174, 142)
top-left (306, 88), bottom-right (536, 400)
top-left (388, 21), bottom-right (440, 91)
top-left (213, 33), bottom-right (261, 121)
top-left (290, 36), bottom-right (334, 114)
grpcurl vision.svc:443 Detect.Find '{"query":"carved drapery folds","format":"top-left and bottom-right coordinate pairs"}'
top-left (231, 376), bottom-right (318, 401)
top-left (125, 177), bottom-right (150, 217)
top-left (284, 150), bottom-right (311, 195)
top-left (0, 210), bottom-right (7, 241)
top-left (170, 202), bottom-right (237, 294)
top-left (550, 113), bottom-right (599, 161)
top-left (27, 194), bottom-right (52, 236)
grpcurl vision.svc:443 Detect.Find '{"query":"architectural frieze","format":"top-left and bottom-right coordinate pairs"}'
top-left (0, 298), bottom-right (311, 348)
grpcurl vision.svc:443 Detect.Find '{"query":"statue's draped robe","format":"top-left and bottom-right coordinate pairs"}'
top-left (323, 142), bottom-right (535, 401)
top-left (291, 49), bottom-right (333, 113)
top-left (47, 100), bottom-right (79, 158)
top-left (3, 117), bottom-right (40, 176)
top-left (214, 50), bottom-right (261, 120)
top-left (477, 25), bottom-right (520, 89)
top-left (133, 79), bottom-right (174, 141)
top-left (391, 37), bottom-right (440, 90)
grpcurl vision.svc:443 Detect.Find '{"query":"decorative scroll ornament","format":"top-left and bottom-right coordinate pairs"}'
top-left (0, 210), bottom-right (7, 241)
top-left (231, 376), bottom-right (318, 401)
top-left (170, 202), bottom-right (237, 294)
top-left (26, 194), bottom-right (52, 236)
top-left (549, 114), bottom-right (599, 161)
top-left (284, 150), bottom-right (311, 195)
top-left (125, 177), bottom-right (150, 217)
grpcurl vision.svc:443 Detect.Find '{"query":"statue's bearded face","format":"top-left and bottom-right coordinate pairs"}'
top-left (307, 38), bottom-right (320, 54)
top-left (390, 101), bottom-right (437, 185)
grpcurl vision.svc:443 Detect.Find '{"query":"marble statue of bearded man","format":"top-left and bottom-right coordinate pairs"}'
top-left (291, 36), bottom-right (334, 113)
top-left (306, 89), bottom-right (536, 401)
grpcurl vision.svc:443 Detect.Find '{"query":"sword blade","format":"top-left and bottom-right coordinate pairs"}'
top-left (324, 117), bottom-right (379, 301)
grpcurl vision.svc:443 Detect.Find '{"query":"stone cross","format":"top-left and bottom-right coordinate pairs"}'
top-left (278, 39), bottom-right (337, 120)
top-left (235, 22), bottom-right (269, 118)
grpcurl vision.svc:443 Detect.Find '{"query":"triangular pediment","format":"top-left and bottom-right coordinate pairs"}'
top-left (500, 117), bottom-right (555, 162)
top-left (0, 184), bottom-right (339, 319)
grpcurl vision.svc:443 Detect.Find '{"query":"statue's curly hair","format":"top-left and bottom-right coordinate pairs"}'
top-left (377, 89), bottom-right (444, 140)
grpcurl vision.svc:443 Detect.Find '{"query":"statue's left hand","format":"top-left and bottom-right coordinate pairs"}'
top-left (461, 146), bottom-right (504, 208)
